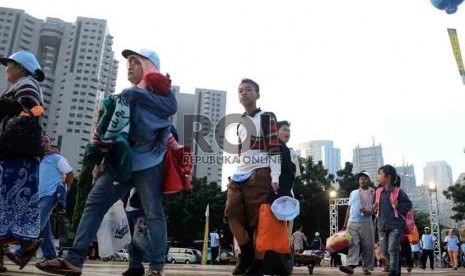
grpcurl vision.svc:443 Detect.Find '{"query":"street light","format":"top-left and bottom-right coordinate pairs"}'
top-left (428, 182), bottom-right (436, 191)
top-left (428, 181), bottom-right (442, 267)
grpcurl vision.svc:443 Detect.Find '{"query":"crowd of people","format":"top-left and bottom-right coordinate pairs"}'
top-left (0, 49), bottom-right (464, 276)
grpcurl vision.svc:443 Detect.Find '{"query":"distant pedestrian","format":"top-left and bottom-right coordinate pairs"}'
top-left (445, 229), bottom-right (459, 270)
top-left (210, 228), bottom-right (221, 264)
top-left (420, 227), bottom-right (436, 270)
top-left (291, 225), bottom-right (308, 254)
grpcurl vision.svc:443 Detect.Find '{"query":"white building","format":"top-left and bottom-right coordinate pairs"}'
top-left (423, 161), bottom-right (454, 227)
top-left (352, 144), bottom-right (384, 184)
top-left (299, 140), bottom-right (341, 175)
top-left (192, 88), bottom-right (227, 185)
top-left (0, 7), bottom-right (118, 174)
top-left (173, 89), bottom-right (227, 186)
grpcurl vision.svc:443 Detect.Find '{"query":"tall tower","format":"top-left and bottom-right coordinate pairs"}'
top-left (192, 88), bottom-right (227, 185)
top-left (0, 7), bottom-right (118, 174)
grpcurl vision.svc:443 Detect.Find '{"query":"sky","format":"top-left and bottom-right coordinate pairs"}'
top-left (3, 0), bottom-right (465, 189)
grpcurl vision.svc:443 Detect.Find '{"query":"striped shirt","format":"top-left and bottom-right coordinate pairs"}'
top-left (235, 109), bottom-right (281, 184)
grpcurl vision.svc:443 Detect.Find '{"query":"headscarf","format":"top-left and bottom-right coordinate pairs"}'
top-left (127, 55), bottom-right (159, 88)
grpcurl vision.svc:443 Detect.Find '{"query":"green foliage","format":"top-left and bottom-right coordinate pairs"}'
top-left (336, 162), bottom-right (358, 198)
top-left (293, 156), bottom-right (334, 240)
top-left (71, 149), bottom-right (95, 232)
top-left (164, 177), bottom-right (227, 245)
top-left (443, 183), bottom-right (465, 221)
top-left (414, 211), bottom-right (430, 235)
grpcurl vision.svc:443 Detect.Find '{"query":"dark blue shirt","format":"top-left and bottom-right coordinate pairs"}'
top-left (377, 187), bottom-right (412, 231)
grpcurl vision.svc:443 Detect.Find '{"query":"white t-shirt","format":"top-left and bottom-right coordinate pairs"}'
top-left (210, 232), bottom-right (220, 247)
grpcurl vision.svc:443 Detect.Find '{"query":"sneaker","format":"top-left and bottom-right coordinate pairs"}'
top-left (145, 270), bottom-right (164, 276)
top-left (339, 265), bottom-right (354, 275)
top-left (232, 245), bottom-right (253, 275)
top-left (122, 267), bottom-right (145, 276)
top-left (363, 268), bottom-right (371, 275)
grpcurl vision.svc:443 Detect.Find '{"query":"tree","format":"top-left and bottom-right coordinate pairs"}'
top-left (293, 156), bottom-right (335, 240)
top-left (443, 183), bottom-right (465, 221)
top-left (71, 148), bottom-right (95, 232)
top-left (414, 211), bottom-right (430, 235)
top-left (336, 162), bottom-right (358, 198)
top-left (164, 177), bottom-right (227, 245)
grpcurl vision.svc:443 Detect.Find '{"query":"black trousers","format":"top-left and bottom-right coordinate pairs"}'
top-left (421, 249), bottom-right (434, 269)
top-left (211, 247), bottom-right (219, 264)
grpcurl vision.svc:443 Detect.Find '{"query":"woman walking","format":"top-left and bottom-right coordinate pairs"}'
top-left (0, 51), bottom-right (45, 270)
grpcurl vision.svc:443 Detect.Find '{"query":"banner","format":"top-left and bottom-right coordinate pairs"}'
top-left (447, 28), bottom-right (465, 84)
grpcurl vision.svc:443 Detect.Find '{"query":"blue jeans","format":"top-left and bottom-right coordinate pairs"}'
top-left (126, 209), bottom-right (151, 269)
top-left (66, 163), bottom-right (166, 271)
top-left (39, 195), bottom-right (58, 259)
top-left (56, 183), bottom-right (67, 207)
top-left (379, 228), bottom-right (402, 275)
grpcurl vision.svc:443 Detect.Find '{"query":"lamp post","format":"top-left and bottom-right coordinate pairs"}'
top-left (428, 182), bottom-right (442, 267)
top-left (329, 190), bottom-right (338, 236)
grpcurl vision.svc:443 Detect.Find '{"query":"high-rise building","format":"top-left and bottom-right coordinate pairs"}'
top-left (423, 161), bottom-right (454, 227)
top-left (299, 140), bottom-right (341, 175)
top-left (174, 91), bottom-right (196, 146)
top-left (395, 164), bottom-right (417, 188)
top-left (352, 144), bottom-right (384, 183)
top-left (191, 88), bottom-right (227, 185)
top-left (0, 7), bottom-right (118, 174)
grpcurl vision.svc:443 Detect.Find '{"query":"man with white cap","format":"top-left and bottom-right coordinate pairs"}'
top-left (340, 171), bottom-right (375, 275)
top-left (36, 48), bottom-right (176, 276)
top-left (420, 226), bottom-right (436, 270)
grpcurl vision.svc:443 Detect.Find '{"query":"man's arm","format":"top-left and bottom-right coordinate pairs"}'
top-left (261, 112), bottom-right (281, 189)
top-left (64, 172), bottom-right (74, 189)
top-left (343, 206), bottom-right (351, 229)
top-left (57, 156), bottom-right (74, 189)
top-left (397, 189), bottom-right (412, 214)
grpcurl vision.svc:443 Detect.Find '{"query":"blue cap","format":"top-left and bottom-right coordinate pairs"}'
top-left (0, 51), bottom-right (45, 82)
top-left (122, 49), bottom-right (160, 70)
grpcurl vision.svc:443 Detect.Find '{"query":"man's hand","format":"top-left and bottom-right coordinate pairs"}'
top-left (91, 130), bottom-right (109, 151)
top-left (271, 182), bottom-right (279, 193)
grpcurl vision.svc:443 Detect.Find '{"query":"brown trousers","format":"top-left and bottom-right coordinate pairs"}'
top-left (224, 168), bottom-right (273, 259)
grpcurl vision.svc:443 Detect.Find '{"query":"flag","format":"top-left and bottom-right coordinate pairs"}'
top-left (201, 203), bottom-right (210, 265)
top-left (447, 28), bottom-right (465, 85)
top-left (205, 203), bottom-right (210, 218)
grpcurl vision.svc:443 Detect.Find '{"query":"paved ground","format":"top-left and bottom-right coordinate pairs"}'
top-left (1, 261), bottom-right (465, 275)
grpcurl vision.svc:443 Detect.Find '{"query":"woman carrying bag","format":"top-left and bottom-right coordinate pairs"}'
top-left (0, 51), bottom-right (45, 271)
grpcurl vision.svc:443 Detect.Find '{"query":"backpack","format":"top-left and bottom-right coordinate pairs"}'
top-left (375, 187), bottom-right (415, 234)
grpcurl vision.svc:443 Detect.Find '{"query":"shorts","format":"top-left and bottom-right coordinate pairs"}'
top-left (224, 167), bottom-right (273, 229)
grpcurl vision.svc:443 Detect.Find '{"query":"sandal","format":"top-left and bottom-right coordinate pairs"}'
top-left (17, 238), bottom-right (43, 269)
top-left (35, 258), bottom-right (82, 276)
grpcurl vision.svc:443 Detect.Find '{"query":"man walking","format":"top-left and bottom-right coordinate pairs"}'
top-left (210, 228), bottom-right (220, 264)
top-left (420, 227), bottom-right (436, 270)
top-left (339, 171), bottom-right (375, 275)
top-left (291, 225), bottom-right (308, 254)
top-left (225, 78), bottom-right (280, 276)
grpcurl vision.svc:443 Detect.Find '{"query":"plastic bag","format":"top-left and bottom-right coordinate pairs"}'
top-left (406, 224), bottom-right (419, 244)
top-left (256, 204), bottom-right (290, 254)
top-left (326, 230), bottom-right (351, 253)
top-left (97, 200), bottom-right (131, 258)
